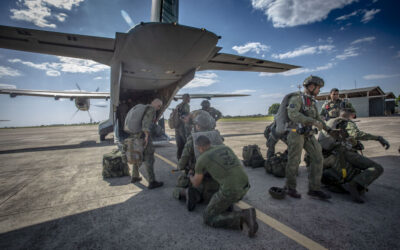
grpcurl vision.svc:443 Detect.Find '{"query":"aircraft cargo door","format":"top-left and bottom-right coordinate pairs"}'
top-left (369, 97), bottom-right (384, 116)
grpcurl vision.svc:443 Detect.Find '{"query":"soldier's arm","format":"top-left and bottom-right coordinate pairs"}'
top-left (320, 102), bottom-right (327, 116)
top-left (287, 96), bottom-right (315, 125)
top-left (177, 138), bottom-right (194, 170)
top-left (346, 121), bottom-right (379, 141)
top-left (141, 107), bottom-right (156, 133)
top-left (191, 158), bottom-right (205, 187)
top-left (215, 108), bottom-right (222, 120)
top-left (314, 109), bottom-right (330, 131)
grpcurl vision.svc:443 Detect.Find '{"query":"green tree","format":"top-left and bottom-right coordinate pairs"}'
top-left (268, 103), bottom-right (280, 115)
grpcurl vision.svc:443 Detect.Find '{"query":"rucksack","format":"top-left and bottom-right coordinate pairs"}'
top-left (242, 145), bottom-right (265, 168)
top-left (168, 106), bottom-right (182, 129)
top-left (274, 92), bottom-right (302, 137)
top-left (102, 149), bottom-right (130, 178)
top-left (124, 104), bottom-right (148, 134)
top-left (264, 151), bottom-right (288, 178)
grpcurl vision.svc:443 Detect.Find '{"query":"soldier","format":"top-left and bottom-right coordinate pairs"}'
top-left (320, 88), bottom-right (355, 121)
top-left (175, 94), bottom-right (190, 159)
top-left (319, 107), bottom-right (390, 203)
top-left (172, 111), bottom-right (220, 208)
top-left (189, 135), bottom-right (258, 238)
top-left (201, 100), bottom-right (223, 122)
top-left (284, 75), bottom-right (332, 200)
top-left (124, 98), bottom-right (164, 189)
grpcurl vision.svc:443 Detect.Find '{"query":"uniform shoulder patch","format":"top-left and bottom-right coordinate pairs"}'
top-left (289, 103), bottom-right (296, 108)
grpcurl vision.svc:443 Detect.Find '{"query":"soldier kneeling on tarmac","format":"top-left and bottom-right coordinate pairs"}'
top-left (318, 107), bottom-right (390, 203)
top-left (172, 110), bottom-right (221, 207)
top-left (188, 135), bottom-right (258, 238)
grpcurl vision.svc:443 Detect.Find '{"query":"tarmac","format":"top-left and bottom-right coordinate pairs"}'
top-left (0, 117), bottom-right (399, 250)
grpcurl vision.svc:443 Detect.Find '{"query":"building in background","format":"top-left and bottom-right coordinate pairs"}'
top-left (316, 86), bottom-right (397, 117)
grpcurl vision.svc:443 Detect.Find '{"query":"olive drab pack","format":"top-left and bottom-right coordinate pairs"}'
top-left (274, 92), bottom-right (302, 137)
top-left (264, 151), bottom-right (288, 177)
top-left (124, 104), bottom-right (148, 134)
top-left (102, 149), bottom-right (130, 178)
top-left (168, 108), bottom-right (180, 129)
top-left (242, 145), bottom-right (265, 168)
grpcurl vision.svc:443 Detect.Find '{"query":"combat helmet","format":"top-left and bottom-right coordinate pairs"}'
top-left (269, 187), bottom-right (286, 200)
top-left (303, 75), bottom-right (324, 87)
top-left (201, 100), bottom-right (210, 109)
top-left (192, 110), bottom-right (215, 131)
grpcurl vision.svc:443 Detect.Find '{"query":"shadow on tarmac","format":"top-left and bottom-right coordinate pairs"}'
top-left (0, 139), bottom-right (115, 155)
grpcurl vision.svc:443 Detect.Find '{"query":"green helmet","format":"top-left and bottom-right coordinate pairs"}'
top-left (341, 106), bottom-right (356, 114)
top-left (303, 75), bottom-right (324, 87)
top-left (201, 100), bottom-right (210, 108)
top-left (192, 110), bottom-right (215, 130)
top-left (269, 187), bottom-right (286, 200)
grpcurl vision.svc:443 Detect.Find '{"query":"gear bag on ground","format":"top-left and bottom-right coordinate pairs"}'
top-left (102, 149), bottom-right (130, 178)
top-left (264, 151), bottom-right (288, 178)
top-left (242, 145), bottom-right (265, 168)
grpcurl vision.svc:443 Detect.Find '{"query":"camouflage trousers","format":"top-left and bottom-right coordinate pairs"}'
top-left (173, 174), bottom-right (219, 204)
top-left (286, 132), bottom-right (323, 191)
top-left (175, 127), bottom-right (187, 160)
top-left (121, 133), bottom-right (156, 183)
top-left (203, 186), bottom-right (249, 230)
top-left (323, 150), bottom-right (383, 188)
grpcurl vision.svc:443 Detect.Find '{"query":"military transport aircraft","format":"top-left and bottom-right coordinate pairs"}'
top-left (0, 0), bottom-right (298, 142)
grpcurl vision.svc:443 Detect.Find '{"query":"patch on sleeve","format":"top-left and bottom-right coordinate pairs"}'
top-left (289, 104), bottom-right (295, 108)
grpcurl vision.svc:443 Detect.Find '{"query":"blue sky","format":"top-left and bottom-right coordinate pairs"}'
top-left (0, 0), bottom-right (399, 127)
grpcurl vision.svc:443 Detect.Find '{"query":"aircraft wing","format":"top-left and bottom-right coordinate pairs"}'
top-left (0, 25), bottom-right (115, 65)
top-left (199, 52), bottom-right (299, 73)
top-left (174, 93), bottom-right (249, 100)
top-left (0, 88), bottom-right (110, 100)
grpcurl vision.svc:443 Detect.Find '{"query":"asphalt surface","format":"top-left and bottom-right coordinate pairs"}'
top-left (0, 117), bottom-right (399, 250)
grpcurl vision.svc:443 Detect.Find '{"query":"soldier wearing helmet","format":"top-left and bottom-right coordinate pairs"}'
top-left (175, 93), bottom-right (191, 159)
top-left (320, 88), bottom-right (355, 121)
top-left (201, 100), bottom-right (222, 122)
top-left (283, 75), bottom-right (332, 200)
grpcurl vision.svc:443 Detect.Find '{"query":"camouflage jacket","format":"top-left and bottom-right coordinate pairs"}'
top-left (320, 99), bottom-right (354, 121)
top-left (202, 107), bottom-right (222, 121)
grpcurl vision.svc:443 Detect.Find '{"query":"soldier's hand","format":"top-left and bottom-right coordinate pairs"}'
top-left (313, 121), bottom-right (323, 131)
top-left (377, 136), bottom-right (390, 150)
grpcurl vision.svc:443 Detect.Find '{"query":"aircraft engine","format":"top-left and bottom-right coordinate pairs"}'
top-left (75, 97), bottom-right (90, 111)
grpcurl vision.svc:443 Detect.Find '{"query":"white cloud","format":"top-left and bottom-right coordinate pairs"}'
top-left (8, 56), bottom-right (109, 77)
top-left (335, 10), bottom-right (360, 21)
top-left (335, 47), bottom-right (359, 60)
top-left (231, 89), bottom-right (257, 94)
top-left (121, 10), bottom-right (134, 27)
top-left (272, 44), bottom-right (334, 59)
top-left (0, 66), bottom-right (22, 78)
top-left (184, 72), bottom-right (219, 89)
top-left (351, 36), bottom-right (376, 44)
top-left (251, 0), bottom-right (357, 28)
top-left (232, 42), bottom-right (270, 54)
top-left (0, 83), bottom-right (17, 89)
top-left (361, 9), bottom-right (380, 23)
top-left (260, 93), bottom-right (285, 99)
top-left (10, 0), bottom-right (85, 28)
top-left (363, 74), bottom-right (400, 80)
top-left (94, 76), bottom-right (103, 80)
top-left (260, 62), bottom-right (334, 77)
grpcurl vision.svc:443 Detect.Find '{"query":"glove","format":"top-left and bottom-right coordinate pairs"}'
top-left (354, 141), bottom-right (364, 151)
top-left (377, 136), bottom-right (390, 150)
top-left (313, 121), bottom-right (323, 131)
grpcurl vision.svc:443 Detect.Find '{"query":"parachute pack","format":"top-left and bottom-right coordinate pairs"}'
top-left (242, 145), bottom-right (265, 168)
top-left (274, 91), bottom-right (304, 137)
top-left (102, 149), bottom-right (130, 178)
top-left (264, 151), bottom-right (288, 178)
top-left (124, 104), bottom-right (148, 134)
top-left (168, 108), bottom-right (181, 129)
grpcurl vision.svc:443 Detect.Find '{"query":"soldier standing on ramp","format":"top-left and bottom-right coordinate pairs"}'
top-left (201, 100), bottom-right (222, 122)
top-left (175, 94), bottom-right (191, 159)
top-left (123, 98), bottom-right (164, 189)
top-left (283, 76), bottom-right (332, 200)
top-left (189, 136), bottom-right (258, 238)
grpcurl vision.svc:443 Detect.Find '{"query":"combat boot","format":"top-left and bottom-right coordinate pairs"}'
top-left (343, 182), bottom-right (364, 203)
top-left (148, 181), bottom-right (163, 189)
top-left (186, 187), bottom-right (201, 211)
top-left (307, 190), bottom-right (332, 200)
top-left (286, 188), bottom-right (301, 198)
top-left (131, 176), bottom-right (142, 183)
top-left (240, 208), bottom-right (258, 238)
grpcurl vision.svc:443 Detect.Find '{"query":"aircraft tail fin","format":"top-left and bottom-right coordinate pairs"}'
top-left (151, 0), bottom-right (179, 23)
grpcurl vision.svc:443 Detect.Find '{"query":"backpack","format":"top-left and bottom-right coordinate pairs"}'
top-left (102, 149), bottom-right (130, 178)
top-left (242, 145), bottom-right (265, 168)
top-left (124, 104), bottom-right (148, 134)
top-left (274, 92), bottom-right (302, 137)
top-left (168, 106), bottom-right (182, 129)
top-left (264, 151), bottom-right (288, 178)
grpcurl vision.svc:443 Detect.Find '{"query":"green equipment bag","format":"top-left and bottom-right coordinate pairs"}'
top-left (264, 151), bottom-right (287, 177)
top-left (102, 149), bottom-right (130, 178)
top-left (242, 145), bottom-right (265, 168)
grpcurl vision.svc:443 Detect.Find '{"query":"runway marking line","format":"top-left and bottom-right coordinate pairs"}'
top-left (154, 153), bottom-right (328, 250)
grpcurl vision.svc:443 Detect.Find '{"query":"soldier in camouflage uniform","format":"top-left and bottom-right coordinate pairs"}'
top-left (284, 75), bottom-right (332, 200)
top-left (125, 98), bottom-right (164, 189)
top-left (189, 136), bottom-right (258, 238)
top-left (175, 94), bottom-right (191, 159)
top-left (319, 107), bottom-right (390, 203)
top-left (320, 88), bottom-right (355, 121)
top-left (201, 100), bottom-right (223, 122)
top-left (172, 111), bottom-right (220, 206)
